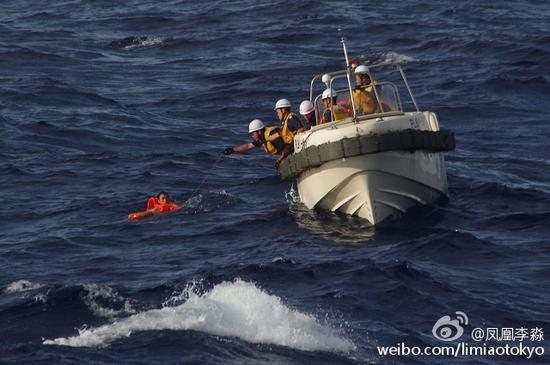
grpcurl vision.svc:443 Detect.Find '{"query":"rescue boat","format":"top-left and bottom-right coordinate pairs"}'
top-left (278, 40), bottom-right (455, 225)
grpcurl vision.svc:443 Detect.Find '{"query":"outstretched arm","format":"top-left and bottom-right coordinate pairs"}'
top-left (233, 142), bottom-right (256, 153)
top-left (224, 142), bottom-right (256, 155)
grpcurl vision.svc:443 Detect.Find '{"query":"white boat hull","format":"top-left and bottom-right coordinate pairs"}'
top-left (297, 150), bottom-right (448, 224)
top-left (292, 112), bottom-right (450, 225)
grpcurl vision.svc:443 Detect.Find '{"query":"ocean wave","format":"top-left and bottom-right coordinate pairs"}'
top-left (0, 48), bottom-right (75, 65)
top-left (82, 284), bottom-right (137, 318)
top-left (380, 51), bottom-right (418, 64)
top-left (481, 75), bottom-right (550, 91)
top-left (2, 280), bottom-right (50, 306)
top-left (478, 211), bottom-right (550, 233)
top-left (4, 280), bottom-right (43, 294)
top-left (3, 77), bottom-right (119, 108)
top-left (44, 279), bottom-right (355, 353)
top-left (109, 36), bottom-right (172, 50)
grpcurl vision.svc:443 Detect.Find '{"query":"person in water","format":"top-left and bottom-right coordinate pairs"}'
top-left (128, 191), bottom-right (180, 221)
top-left (223, 119), bottom-right (292, 168)
top-left (147, 191), bottom-right (180, 212)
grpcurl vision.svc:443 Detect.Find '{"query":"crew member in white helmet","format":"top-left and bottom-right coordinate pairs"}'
top-left (320, 89), bottom-right (349, 124)
top-left (352, 65), bottom-right (378, 115)
top-left (299, 100), bottom-right (316, 129)
top-left (223, 119), bottom-right (292, 168)
top-left (273, 98), bottom-right (304, 145)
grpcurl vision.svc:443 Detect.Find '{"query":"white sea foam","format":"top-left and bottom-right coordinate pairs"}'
top-left (4, 280), bottom-right (43, 293)
top-left (285, 184), bottom-right (300, 204)
top-left (124, 36), bottom-right (166, 50)
top-left (382, 51), bottom-right (418, 65)
top-left (44, 279), bottom-right (355, 353)
top-left (33, 293), bottom-right (49, 303)
top-left (82, 284), bottom-right (136, 318)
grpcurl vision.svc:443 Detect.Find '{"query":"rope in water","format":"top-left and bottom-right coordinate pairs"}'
top-left (129, 153), bottom-right (279, 221)
top-left (181, 152), bottom-right (279, 205)
top-left (181, 153), bottom-right (225, 204)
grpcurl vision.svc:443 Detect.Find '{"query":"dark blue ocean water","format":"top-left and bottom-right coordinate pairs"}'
top-left (1, 1), bottom-right (550, 364)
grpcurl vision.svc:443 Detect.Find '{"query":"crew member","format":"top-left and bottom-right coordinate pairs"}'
top-left (320, 89), bottom-right (349, 124)
top-left (352, 65), bottom-right (378, 115)
top-left (274, 98), bottom-right (304, 145)
top-left (223, 119), bottom-right (292, 168)
top-left (299, 100), bottom-right (317, 128)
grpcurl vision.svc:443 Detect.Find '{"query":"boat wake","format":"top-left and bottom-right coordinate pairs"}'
top-left (43, 279), bottom-right (355, 353)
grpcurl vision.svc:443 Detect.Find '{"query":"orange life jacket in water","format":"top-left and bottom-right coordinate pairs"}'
top-left (147, 197), bottom-right (180, 212)
top-left (128, 196), bottom-right (181, 221)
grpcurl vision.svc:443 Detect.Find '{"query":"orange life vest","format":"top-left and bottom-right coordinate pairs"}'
top-left (147, 197), bottom-right (180, 212)
top-left (280, 112), bottom-right (302, 145)
top-left (261, 126), bottom-right (285, 155)
top-left (352, 81), bottom-right (379, 115)
top-left (128, 197), bottom-right (181, 221)
top-left (321, 104), bottom-right (350, 124)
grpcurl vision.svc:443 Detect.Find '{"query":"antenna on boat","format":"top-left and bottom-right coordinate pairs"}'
top-left (340, 36), bottom-right (357, 120)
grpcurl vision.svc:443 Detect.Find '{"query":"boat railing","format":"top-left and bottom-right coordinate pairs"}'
top-left (308, 61), bottom-right (420, 124)
top-left (311, 77), bottom-right (403, 124)
top-left (367, 62), bottom-right (420, 113)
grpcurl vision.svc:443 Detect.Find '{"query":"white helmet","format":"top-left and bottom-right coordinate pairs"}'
top-left (322, 88), bottom-right (337, 99)
top-left (354, 65), bottom-right (369, 74)
top-left (274, 98), bottom-right (291, 110)
top-left (248, 119), bottom-right (265, 133)
top-left (299, 100), bottom-right (315, 115)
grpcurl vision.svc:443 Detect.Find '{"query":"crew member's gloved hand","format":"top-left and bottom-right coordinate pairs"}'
top-left (274, 160), bottom-right (281, 169)
top-left (223, 147), bottom-right (234, 155)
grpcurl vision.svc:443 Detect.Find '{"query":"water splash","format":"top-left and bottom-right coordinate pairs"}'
top-left (382, 51), bottom-right (418, 64)
top-left (182, 190), bottom-right (238, 213)
top-left (110, 36), bottom-right (169, 50)
top-left (82, 284), bottom-right (137, 318)
top-left (362, 51), bottom-right (418, 65)
top-left (285, 184), bottom-right (300, 204)
top-left (44, 279), bottom-right (355, 353)
top-left (4, 280), bottom-right (43, 293)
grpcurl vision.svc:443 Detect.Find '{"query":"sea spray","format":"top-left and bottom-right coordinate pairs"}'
top-left (82, 284), bottom-right (137, 318)
top-left (44, 279), bottom-right (356, 353)
top-left (4, 280), bottom-right (43, 293)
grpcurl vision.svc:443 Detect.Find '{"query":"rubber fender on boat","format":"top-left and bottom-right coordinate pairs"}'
top-left (342, 137), bottom-right (362, 157)
top-left (306, 145), bottom-right (321, 166)
top-left (278, 128), bottom-right (456, 179)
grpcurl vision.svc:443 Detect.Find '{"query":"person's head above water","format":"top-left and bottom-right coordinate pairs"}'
top-left (157, 191), bottom-right (170, 204)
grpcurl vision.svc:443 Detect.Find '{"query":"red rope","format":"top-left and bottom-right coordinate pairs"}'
top-left (182, 153), bottom-right (225, 204)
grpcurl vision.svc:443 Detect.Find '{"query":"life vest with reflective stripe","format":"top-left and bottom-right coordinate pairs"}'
top-left (280, 112), bottom-right (302, 145)
top-left (261, 126), bottom-right (284, 155)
